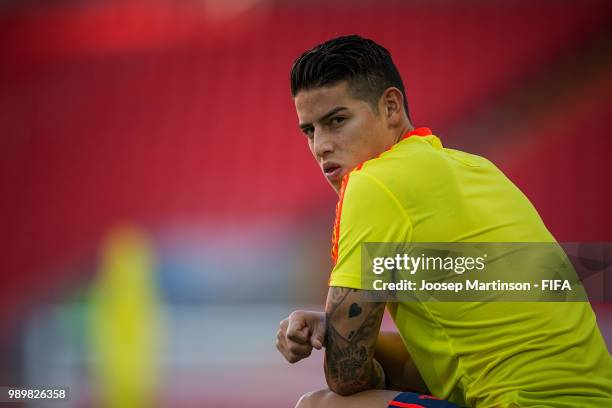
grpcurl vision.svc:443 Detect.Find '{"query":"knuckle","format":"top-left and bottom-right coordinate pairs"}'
top-left (289, 310), bottom-right (304, 319)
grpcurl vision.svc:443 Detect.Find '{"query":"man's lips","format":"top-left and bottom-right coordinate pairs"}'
top-left (323, 163), bottom-right (343, 181)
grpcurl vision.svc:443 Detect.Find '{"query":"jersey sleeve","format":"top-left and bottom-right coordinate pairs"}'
top-left (329, 171), bottom-right (413, 289)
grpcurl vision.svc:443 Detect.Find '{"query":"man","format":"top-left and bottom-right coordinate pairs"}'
top-left (275, 35), bottom-right (612, 407)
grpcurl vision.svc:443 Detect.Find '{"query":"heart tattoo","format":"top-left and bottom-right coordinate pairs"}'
top-left (348, 302), bottom-right (362, 318)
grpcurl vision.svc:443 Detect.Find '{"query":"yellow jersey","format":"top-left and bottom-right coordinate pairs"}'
top-left (328, 128), bottom-right (612, 407)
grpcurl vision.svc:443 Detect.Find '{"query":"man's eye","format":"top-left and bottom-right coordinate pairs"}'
top-left (303, 127), bottom-right (314, 138)
top-left (330, 117), bottom-right (345, 126)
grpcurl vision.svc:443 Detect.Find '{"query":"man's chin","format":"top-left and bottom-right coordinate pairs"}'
top-left (329, 179), bottom-right (341, 194)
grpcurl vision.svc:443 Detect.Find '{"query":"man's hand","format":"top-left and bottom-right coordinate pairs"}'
top-left (276, 310), bottom-right (326, 363)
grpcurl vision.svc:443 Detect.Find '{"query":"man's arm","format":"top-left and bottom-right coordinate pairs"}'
top-left (323, 286), bottom-right (386, 396)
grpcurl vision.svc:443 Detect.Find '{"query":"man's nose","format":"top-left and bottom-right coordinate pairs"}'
top-left (313, 131), bottom-right (334, 159)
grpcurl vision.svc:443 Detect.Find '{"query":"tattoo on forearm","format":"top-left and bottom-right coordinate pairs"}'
top-left (324, 287), bottom-right (386, 395)
top-left (348, 303), bottom-right (362, 318)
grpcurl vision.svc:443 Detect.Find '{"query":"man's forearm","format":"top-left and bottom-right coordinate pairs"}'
top-left (323, 288), bottom-right (386, 396)
top-left (323, 348), bottom-right (385, 396)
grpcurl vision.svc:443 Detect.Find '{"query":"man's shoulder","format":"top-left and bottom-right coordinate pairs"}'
top-left (344, 135), bottom-right (502, 216)
top-left (347, 136), bottom-right (454, 195)
top-left (338, 165), bottom-right (411, 226)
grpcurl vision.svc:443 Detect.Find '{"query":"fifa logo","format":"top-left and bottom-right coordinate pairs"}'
top-left (541, 280), bottom-right (572, 291)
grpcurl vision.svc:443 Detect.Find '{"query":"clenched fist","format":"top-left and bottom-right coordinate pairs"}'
top-left (276, 310), bottom-right (326, 363)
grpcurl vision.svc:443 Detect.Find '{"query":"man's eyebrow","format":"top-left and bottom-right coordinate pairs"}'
top-left (299, 107), bottom-right (348, 130)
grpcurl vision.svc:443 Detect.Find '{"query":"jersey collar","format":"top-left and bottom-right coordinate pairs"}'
top-left (402, 127), bottom-right (433, 139)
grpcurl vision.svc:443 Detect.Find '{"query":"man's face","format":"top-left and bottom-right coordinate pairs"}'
top-left (294, 81), bottom-right (394, 193)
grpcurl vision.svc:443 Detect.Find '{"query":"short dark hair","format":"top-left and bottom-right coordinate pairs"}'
top-left (290, 35), bottom-right (410, 119)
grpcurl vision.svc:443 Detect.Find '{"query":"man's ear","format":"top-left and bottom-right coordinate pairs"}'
top-left (380, 87), bottom-right (405, 127)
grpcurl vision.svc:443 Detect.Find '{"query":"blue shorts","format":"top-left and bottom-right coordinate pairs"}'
top-left (388, 392), bottom-right (462, 407)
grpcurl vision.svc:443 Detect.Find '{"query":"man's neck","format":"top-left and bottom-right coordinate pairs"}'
top-left (394, 123), bottom-right (414, 144)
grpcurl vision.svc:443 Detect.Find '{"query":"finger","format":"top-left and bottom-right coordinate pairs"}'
top-left (282, 348), bottom-right (298, 364)
top-left (287, 319), bottom-right (310, 344)
top-left (288, 342), bottom-right (313, 357)
top-left (275, 337), bottom-right (283, 352)
top-left (276, 329), bottom-right (285, 347)
top-left (310, 321), bottom-right (325, 350)
top-left (276, 337), bottom-right (292, 361)
top-left (287, 326), bottom-right (309, 344)
top-left (278, 338), bottom-right (308, 364)
top-left (279, 319), bottom-right (289, 331)
top-left (276, 329), bottom-right (284, 343)
top-left (289, 349), bottom-right (312, 363)
top-left (287, 354), bottom-right (303, 364)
